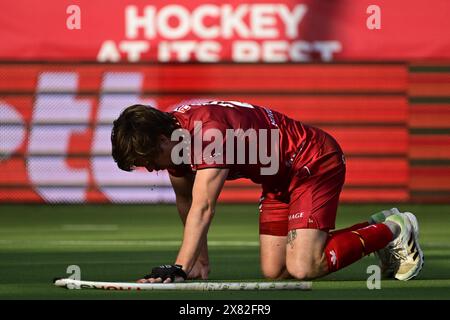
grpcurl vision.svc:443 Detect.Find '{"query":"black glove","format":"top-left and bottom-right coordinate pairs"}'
top-left (144, 264), bottom-right (187, 282)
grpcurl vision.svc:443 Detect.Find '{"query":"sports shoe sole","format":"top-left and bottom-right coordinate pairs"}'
top-left (395, 212), bottom-right (424, 281)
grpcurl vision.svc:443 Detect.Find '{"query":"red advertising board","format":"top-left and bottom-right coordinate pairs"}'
top-left (0, 0), bottom-right (449, 62)
top-left (1, 62), bottom-right (415, 203)
top-left (2, 62), bottom-right (450, 203)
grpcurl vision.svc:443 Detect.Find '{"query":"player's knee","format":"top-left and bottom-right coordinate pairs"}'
top-left (288, 269), bottom-right (309, 280)
top-left (286, 259), bottom-right (323, 280)
top-left (287, 264), bottom-right (316, 280)
top-left (261, 264), bottom-right (286, 280)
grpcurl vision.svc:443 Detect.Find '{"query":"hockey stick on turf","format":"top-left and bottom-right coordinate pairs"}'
top-left (53, 278), bottom-right (312, 291)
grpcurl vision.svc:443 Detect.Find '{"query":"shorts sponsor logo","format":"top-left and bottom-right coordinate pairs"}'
top-left (288, 212), bottom-right (304, 221)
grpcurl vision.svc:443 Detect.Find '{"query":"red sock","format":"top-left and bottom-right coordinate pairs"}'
top-left (329, 222), bottom-right (370, 236)
top-left (324, 223), bottom-right (393, 273)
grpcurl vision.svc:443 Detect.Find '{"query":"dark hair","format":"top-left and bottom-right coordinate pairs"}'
top-left (111, 104), bottom-right (177, 171)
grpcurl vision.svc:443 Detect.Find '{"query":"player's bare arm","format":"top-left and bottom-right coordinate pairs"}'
top-left (170, 172), bottom-right (195, 220)
top-left (142, 168), bottom-right (229, 283)
top-left (169, 172), bottom-right (210, 280)
top-left (175, 168), bottom-right (228, 273)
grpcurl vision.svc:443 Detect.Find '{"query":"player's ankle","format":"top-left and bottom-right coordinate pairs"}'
top-left (369, 208), bottom-right (398, 224)
top-left (383, 220), bottom-right (401, 240)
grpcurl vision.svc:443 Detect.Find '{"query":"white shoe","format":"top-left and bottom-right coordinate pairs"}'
top-left (383, 212), bottom-right (424, 281)
top-left (371, 208), bottom-right (401, 278)
top-left (370, 207), bottom-right (400, 224)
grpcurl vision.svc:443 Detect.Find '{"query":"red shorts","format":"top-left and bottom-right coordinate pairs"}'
top-left (259, 138), bottom-right (346, 236)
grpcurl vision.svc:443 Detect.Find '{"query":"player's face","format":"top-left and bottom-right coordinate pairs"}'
top-left (134, 135), bottom-right (175, 172)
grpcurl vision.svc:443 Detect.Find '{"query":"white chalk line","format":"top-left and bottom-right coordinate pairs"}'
top-left (0, 240), bottom-right (259, 247)
top-left (61, 225), bottom-right (119, 231)
top-left (0, 239), bottom-right (449, 249)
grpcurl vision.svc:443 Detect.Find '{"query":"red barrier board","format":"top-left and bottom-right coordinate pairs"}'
top-left (0, 0), bottom-right (449, 62)
top-left (0, 63), bottom-right (414, 203)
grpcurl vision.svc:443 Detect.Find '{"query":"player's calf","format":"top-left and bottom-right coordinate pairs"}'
top-left (324, 223), bottom-right (393, 273)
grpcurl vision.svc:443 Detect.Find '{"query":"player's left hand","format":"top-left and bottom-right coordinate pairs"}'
top-left (187, 259), bottom-right (210, 280)
top-left (137, 264), bottom-right (187, 283)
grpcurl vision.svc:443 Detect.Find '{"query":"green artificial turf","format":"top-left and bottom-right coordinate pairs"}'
top-left (0, 204), bottom-right (449, 299)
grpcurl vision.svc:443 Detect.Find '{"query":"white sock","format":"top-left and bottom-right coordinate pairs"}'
top-left (384, 220), bottom-right (401, 240)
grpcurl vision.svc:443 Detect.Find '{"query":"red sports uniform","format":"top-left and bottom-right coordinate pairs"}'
top-left (169, 101), bottom-right (346, 236)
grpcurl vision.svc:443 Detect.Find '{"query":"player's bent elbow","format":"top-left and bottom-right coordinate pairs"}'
top-left (201, 209), bottom-right (215, 222)
top-left (191, 201), bottom-right (216, 218)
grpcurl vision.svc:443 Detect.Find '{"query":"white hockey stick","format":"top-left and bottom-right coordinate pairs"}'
top-left (54, 278), bottom-right (312, 291)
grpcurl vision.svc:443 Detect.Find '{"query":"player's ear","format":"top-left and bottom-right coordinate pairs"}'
top-left (158, 134), bottom-right (171, 147)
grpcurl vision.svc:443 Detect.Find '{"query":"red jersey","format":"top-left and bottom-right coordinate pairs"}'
top-left (168, 100), bottom-right (339, 193)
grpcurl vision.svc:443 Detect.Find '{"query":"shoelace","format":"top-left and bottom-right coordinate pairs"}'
top-left (388, 240), bottom-right (408, 262)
